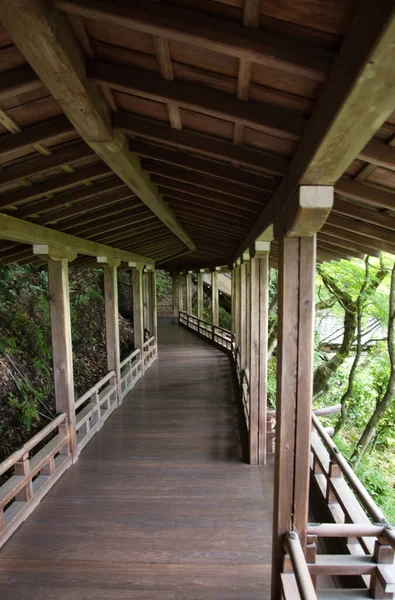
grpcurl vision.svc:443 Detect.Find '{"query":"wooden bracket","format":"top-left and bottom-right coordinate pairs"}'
top-left (33, 244), bottom-right (77, 262)
top-left (275, 185), bottom-right (333, 238)
top-left (97, 256), bottom-right (121, 268)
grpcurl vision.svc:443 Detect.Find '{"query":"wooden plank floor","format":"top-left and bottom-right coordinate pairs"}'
top-left (0, 320), bottom-right (274, 599)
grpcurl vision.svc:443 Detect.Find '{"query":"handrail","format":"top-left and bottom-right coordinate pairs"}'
top-left (143, 335), bottom-right (155, 348)
top-left (0, 413), bottom-right (67, 477)
top-left (75, 370), bottom-right (116, 409)
top-left (120, 348), bottom-right (140, 369)
top-left (312, 412), bottom-right (390, 526)
top-left (285, 532), bottom-right (318, 600)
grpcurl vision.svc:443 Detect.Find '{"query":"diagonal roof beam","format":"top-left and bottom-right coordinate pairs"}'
top-left (235, 0), bottom-right (395, 254)
top-left (0, 0), bottom-right (195, 251)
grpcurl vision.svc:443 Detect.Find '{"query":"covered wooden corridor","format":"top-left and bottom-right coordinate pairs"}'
top-left (0, 320), bottom-right (274, 600)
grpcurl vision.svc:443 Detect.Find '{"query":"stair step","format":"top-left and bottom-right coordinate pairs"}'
top-left (309, 555), bottom-right (375, 576)
top-left (317, 590), bottom-right (370, 599)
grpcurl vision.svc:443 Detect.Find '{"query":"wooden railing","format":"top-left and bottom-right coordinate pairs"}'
top-left (120, 348), bottom-right (142, 399)
top-left (143, 335), bottom-right (157, 369)
top-left (0, 413), bottom-right (71, 549)
top-left (179, 311), bottom-right (233, 352)
top-left (0, 337), bottom-right (157, 549)
top-left (302, 408), bottom-right (395, 598)
top-left (75, 371), bottom-right (118, 455)
top-left (282, 532), bottom-right (318, 600)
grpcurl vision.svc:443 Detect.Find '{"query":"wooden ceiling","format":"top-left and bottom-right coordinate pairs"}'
top-left (0, 0), bottom-right (394, 269)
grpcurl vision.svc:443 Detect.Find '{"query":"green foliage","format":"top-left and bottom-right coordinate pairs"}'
top-left (219, 306), bottom-right (231, 330)
top-left (156, 270), bottom-right (173, 299)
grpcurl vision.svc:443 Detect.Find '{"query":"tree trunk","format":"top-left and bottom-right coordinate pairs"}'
top-left (351, 261), bottom-right (395, 468)
top-left (335, 257), bottom-right (370, 434)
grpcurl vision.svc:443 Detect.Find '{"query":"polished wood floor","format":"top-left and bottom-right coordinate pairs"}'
top-left (0, 320), bottom-right (274, 599)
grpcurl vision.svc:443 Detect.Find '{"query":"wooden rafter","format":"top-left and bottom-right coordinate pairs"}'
top-left (55, 0), bottom-right (333, 81)
top-left (0, 0), bottom-right (196, 251)
top-left (88, 60), bottom-right (306, 141)
top-left (116, 112), bottom-right (289, 176)
top-left (235, 0), bottom-right (395, 254)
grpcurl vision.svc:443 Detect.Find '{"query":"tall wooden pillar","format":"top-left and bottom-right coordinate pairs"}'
top-left (131, 265), bottom-right (144, 373)
top-left (186, 272), bottom-right (192, 314)
top-left (149, 269), bottom-right (158, 341)
top-left (143, 270), bottom-right (150, 332)
top-left (271, 185), bottom-right (332, 600)
top-left (231, 266), bottom-right (236, 336)
top-left (249, 241), bottom-right (270, 466)
top-left (99, 257), bottom-right (121, 404)
top-left (197, 270), bottom-right (204, 320)
top-left (211, 270), bottom-right (219, 327)
top-left (178, 273), bottom-right (184, 312)
top-left (235, 261), bottom-right (241, 350)
top-left (245, 257), bottom-right (251, 371)
top-left (172, 273), bottom-right (179, 318)
top-left (239, 260), bottom-right (247, 370)
top-left (35, 246), bottom-right (78, 461)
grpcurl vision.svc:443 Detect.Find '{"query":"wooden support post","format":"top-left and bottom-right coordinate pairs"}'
top-left (239, 259), bottom-right (247, 371)
top-left (245, 257), bottom-right (251, 373)
top-left (149, 269), bottom-right (158, 341)
top-left (271, 187), bottom-right (332, 600)
top-left (131, 264), bottom-right (145, 374)
top-left (98, 257), bottom-right (121, 405)
top-left (231, 266), bottom-right (236, 336)
top-left (143, 270), bottom-right (150, 332)
top-left (271, 234), bottom-right (317, 599)
top-left (249, 239), bottom-right (271, 465)
top-left (178, 273), bottom-right (184, 312)
top-left (34, 245), bottom-right (78, 461)
top-left (186, 271), bottom-right (192, 314)
top-left (211, 270), bottom-right (219, 327)
top-left (197, 270), bottom-right (204, 321)
top-left (172, 273), bottom-right (179, 318)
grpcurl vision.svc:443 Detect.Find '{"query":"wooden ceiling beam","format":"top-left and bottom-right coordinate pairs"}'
top-left (88, 60), bottom-right (305, 142)
top-left (325, 215), bottom-right (395, 252)
top-left (157, 181), bottom-right (261, 211)
top-left (99, 222), bottom-right (165, 245)
top-left (319, 230), bottom-right (381, 257)
top-left (0, 143), bottom-right (95, 187)
top-left (236, 0), bottom-right (395, 254)
top-left (317, 238), bottom-right (366, 260)
top-left (128, 140), bottom-right (276, 191)
top-left (0, 116), bottom-right (75, 160)
top-left (164, 193), bottom-right (254, 221)
top-left (14, 178), bottom-right (124, 219)
top-left (71, 211), bottom-right (154, 238)
top-left (335, 178), bottom-right (395, 211)
top-left (0, 65), bottom-right (43, 101)
top-left (0, 212), bottom-right (153, 263)
top-left (34, 187), bottom-right (133, 225)
top-left (55, 0), bottom-right (332, 81)
top-left (358, 138), bottom-right (395, 172)
top-left (144, 161), bottom-right (264, 203)
top-left (332, 197), bottom-right (395, 231)
top-left (51, 199), bottom-right (141, 231)
top-left (0, 164), bottom-right (112, 209)
top-left (175, 219), bottom-right (242, 240)
top-left (116, 112), bottom-right (289, 177)
top-left (168, 202), bottom-right (252, 229)
top-left (0, 0), bottom-right (195, 251)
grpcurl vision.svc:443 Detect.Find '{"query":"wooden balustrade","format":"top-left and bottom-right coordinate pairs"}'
top-left (0, 413), bottom-right (71, 549)
top-left (75, 370), bottom-right (118, 454)
top-left (282, 532), bottom-right (318, 600)
top-left (307, 411), bottom-right (395, 598)
top-left (0, 338), bottom-right (157, 549)
top-left (179, 310), bottom-right (233, 351)
top-left (143, 335), bottom-right (157, 369)
top-left (120, 348), bottom-right (142, 400)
